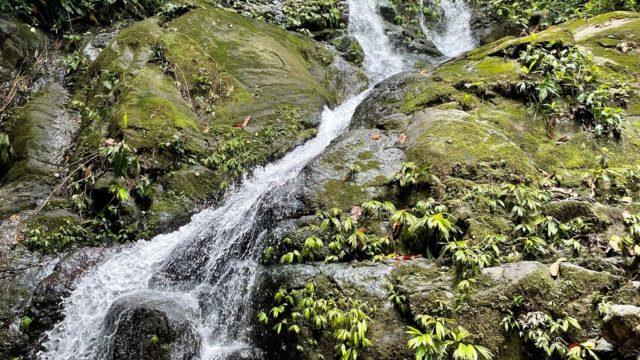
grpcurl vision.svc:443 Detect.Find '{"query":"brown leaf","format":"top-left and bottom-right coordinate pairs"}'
top-left (9, 214), bottom-right (20, 222)
top-left (556, 135), bottom-right (570, 145)
top-left (233, 116), bottom-right (252, 128)
top-left (549, 257), bottom-right (567, 278)
top-left (372, 134), bottom-right (382, 140)
top-left (399, 133), bottom-right (408, 143)
top-left (419, 69), bottom-right (430, 76)
top-left (83, 164), bottom-right (93, 179)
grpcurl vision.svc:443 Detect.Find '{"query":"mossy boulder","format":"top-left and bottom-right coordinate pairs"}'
top-left (300, 128), bottom-right (406, 210)
top-left (69, 4), bottom-right (352, 237)
top-left (0, 16), bottom-right (46, 82)
top-left (350, 12), bottom-right (640, 180)
top-left (405, 108), bottom-right (537, 179)
top-left (0, 83), bottom-right (79, 218)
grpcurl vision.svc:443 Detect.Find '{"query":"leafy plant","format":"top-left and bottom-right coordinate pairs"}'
top-left (0, 132), bottom-right (12, 165)
top-left (407, 314), bottom-right (493, 360)
top-left (516, 43), bottom-right (630, 138)
top-left (281, 0), bottom-right (345, 36)
top-left (394, 162), bottom-right (435, 188)
top-left (503, 311), bottom-right (582, 358)
top-left (99, 140), bottom-right (139, 177)
top-left (0, 0), bottom-right (167, 32)
top-left (20, 316), bottom-right (32, 331)
top-left (258, 282), bottom-right (375, 360)
top-left (109, 182), bottom-right (131, 202)
top-left (473, 0), bottom-right (639, 32)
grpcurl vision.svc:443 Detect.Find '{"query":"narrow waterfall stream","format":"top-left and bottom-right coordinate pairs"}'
top-left (39, 1), bottom-right (405, 359)
top-left (420, 0), bottom-right (477, 57)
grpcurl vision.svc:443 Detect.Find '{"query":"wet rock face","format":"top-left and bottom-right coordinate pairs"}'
top-left (103, 293), bottom-right (200, 360)
top-left (0, 83), bottom-right (79, 218)
top-left (28, 247), bottom-right (108, 334)
top-left (300, 128), bottom-right (405, 210)
top-left (0, 16), bottom-right (46, 82)
top-left (603, 304), bottom-right (640, 357)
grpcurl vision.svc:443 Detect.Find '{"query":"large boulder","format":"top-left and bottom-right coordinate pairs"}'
top-left (253, 259), bottom-right (621, 359)
top-left (102, 292), bottom-right (201, 360)
top-left (602, 304), bottom-right (640, 357)
top-left (0, 16), bottom-right (46, 82)
top-left (0, 83), bottom-right (79, 218)
top-left (299, 128), bottom-right (406, 210)
top-left (70, 5), bottom-right (361, 237)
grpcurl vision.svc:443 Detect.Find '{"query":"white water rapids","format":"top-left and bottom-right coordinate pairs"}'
top-left (421, 0), bottom-right (477, 57)
top-left (38, 0), bottom-right (472, 359)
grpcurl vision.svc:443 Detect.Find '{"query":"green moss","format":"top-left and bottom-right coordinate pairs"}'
top-left (406, 113), bottom-right (537, 178)
top-left (316, 179), bottom-right (368, 210)
top-left (24, 210), bottom-right (80, 234)
top-left (160, 166), bottom-right (223, 200)
top-left (111, 67), bottom-right (204, 155)
top-left (400, 81), bottom-right (459, 114)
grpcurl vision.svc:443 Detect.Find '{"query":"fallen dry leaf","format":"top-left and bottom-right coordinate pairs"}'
top-left (556, 135), bottom-right (570, 145)
top-left (372, 134), bottom-right (382, 140)
top-left (399, 133), bottom-right (408, 143)
top-left (234, 116), bottom-right (252, 128)
top-left (549, 257), bottom-right (567, 278)
top-left (9, 214), bottom-right (20, 222)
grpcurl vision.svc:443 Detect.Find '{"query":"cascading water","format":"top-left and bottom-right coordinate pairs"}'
top-left (38, 1), bottom-right (405, 359)
top-left (420, 0), bottom-right (477, 57)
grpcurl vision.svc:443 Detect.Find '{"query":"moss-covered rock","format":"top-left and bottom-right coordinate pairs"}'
top-left (66, 4), bottom-right (351, 238)
top-left (0, 83), bottom-right (79, 218)
top-left (0, 16), bottom-right (46, 82)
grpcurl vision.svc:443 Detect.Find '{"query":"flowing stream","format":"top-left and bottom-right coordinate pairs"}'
top-left (38, 0), bottom-right (471, 358)
top-left (420, 0), bottom-right (477, 57)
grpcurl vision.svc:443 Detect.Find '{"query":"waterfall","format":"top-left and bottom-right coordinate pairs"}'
top-left (38, 1), bottom-right (406, 359)
top-left (420, 0), bottom-right (477, 57)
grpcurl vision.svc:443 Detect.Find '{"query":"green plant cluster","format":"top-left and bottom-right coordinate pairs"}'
top-left (275, 195), bottom-right (458, 265)
top-left (407, 314), bottom-right (493, 360)
top-left (0, 131), bottom-right (12, 165)
top-left (584, 147), bottom-right (640, 200)
top-left (609, 212), bottom-right (640, 262)
top-left (501, 307), bottom-right (596, 359)
top-left (515, 42), bottom-right (631, 137)
top-left (258, 282), bottom-right (375, 360)
top-left (0, 0), bottom-right (168, 32)
top-left (473, 0), bottom-right (639, 31)
top-left (281, 0), bottom-right (345, 36)
top-left (26, 217), bottom-right (136, 253)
